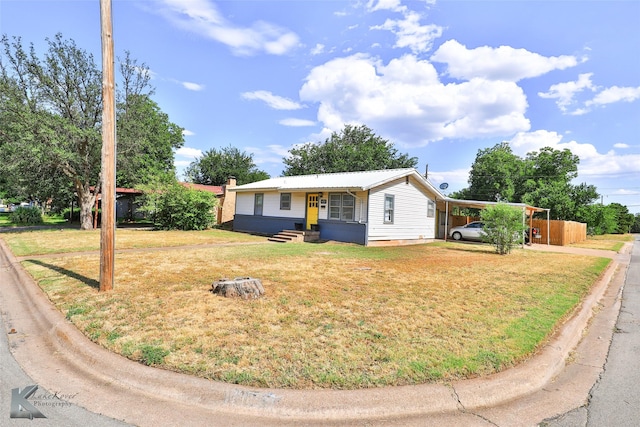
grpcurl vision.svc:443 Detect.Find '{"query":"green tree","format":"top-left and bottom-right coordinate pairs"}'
top-left (575, 204), bottom-right (617, 235)
top-left (0, 35), bottom-right (181, 228)
top-left (282, 124), bottom-right (417, 175)
top-left (117, 94), bottom-right (183, 187)
top-left (481, 203), bottom-right (526, 255)
top-left (116, 53), bottom-right (183, 187)
top-left (606, 203), bottom-right (634, 234)
top-left (185, 146), bottom-right (269, 186)
top-left (1, 34), bottom-right (101, 229)
top-left (631, 213), bottom-right (640, 233)
top-left (459, 142), bottom-right (600, 221)
top-left (467, 142), bottom-right (522, 202)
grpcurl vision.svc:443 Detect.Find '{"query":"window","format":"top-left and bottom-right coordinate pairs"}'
top-left (427, 200), bottom-right (435, 218)
top-left (328, 193), bottom-right (355, 221)
top-left (280, 193), bottom-right (291, 210)
top-left (254, 193), bottom-right (263, 216)
top-left (384, 194), bottom-right (394, 223)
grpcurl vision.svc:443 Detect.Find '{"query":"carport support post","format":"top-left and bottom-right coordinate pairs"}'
top-left (99, 0), bottom-right (115, 292)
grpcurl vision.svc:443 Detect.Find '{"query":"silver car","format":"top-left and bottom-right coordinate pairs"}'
top-left (448, 221), bottom-right (485, 241)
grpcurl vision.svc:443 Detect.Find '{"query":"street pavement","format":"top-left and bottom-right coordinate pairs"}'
top-left (543, 235), bottom-right (640, 427)
top-left (0, 234), bottom-right (636, 426)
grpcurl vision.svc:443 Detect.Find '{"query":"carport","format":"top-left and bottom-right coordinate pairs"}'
top-left (439, 198), bottom-right (550, 246)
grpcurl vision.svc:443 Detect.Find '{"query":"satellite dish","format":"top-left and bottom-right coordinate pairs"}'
top-left (439, 183), bottom-right (449, 190)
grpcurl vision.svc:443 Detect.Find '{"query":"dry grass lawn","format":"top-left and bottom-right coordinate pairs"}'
top-left (2, 230), bottom-right (610, 389)
top-left (1, 228), bottom-right (265, 256)
top-left (570, 234), bottom-right (635, 252)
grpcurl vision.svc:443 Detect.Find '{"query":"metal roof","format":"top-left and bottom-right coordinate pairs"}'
top-left (230, 168), bottom-right (444, 196)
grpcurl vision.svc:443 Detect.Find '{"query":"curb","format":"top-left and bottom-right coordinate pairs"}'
top-left (0, 238), bottom-right (628, 425)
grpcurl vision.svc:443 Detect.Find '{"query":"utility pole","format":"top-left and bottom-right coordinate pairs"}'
top-left (99, 0), bottom-right (115, 292)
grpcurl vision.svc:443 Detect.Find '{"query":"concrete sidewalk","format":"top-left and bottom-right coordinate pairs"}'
top-left (0, 238), bottom-right (633, 426)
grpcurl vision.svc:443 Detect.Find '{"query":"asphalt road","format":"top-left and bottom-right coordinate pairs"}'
top-left (0, 246), bottom-right (129, 426)
top-left (543, 235), bottom-right (640, 427)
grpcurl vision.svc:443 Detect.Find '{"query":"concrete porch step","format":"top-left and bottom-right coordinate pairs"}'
top-left (269, 229), bottom-right (320, 243)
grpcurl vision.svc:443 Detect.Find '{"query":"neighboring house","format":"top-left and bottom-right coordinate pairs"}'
top-left (93, 177), bottom-right (237, 225)
top-left (230, 168), bottom-right (444, 246)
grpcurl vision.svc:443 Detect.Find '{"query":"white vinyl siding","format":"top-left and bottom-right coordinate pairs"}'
top-left (368, 177), bottom-right (436, 241)
top-left (236, 192), bottom-right (305, 218)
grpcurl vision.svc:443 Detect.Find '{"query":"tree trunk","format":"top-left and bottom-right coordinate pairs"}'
top-left (77, 185), bottom-right (96, 230)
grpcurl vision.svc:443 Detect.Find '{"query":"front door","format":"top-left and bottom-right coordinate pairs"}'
top-left (306, 193), bottom-right (319, 230)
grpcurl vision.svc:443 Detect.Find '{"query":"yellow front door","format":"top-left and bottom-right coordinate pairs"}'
top-left (306, 194), bottom-right (319, 230)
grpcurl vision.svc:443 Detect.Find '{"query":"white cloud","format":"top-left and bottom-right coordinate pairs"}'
top-left (300, 54), bottom-right (530, 146)
top-left (174, 146), bottom-right (203, 159)
top-left (586, 85), bottom-right (640, 107)
top-left (366, 0), bottom-right (406, 13)
top-left (431, 40), bottom-right (579, 82)
top-left (279, 118), bottom-right (316, 127)
top-left (427, 168), bottom-right (471, 194)
top-left (371, 11), bottom-right (443, 54)
top-left (157, 0), bottom-right (299, 56)
top-left (182, 81), bottom-right (205, 91)
top-left (508, 130), bottom-right (640, 179)
top-left (614, 143), bottom-right (630, 149)
top-left (538, 73), bottom-right (595, 113)
top-left (182, 129), bottom-right (195, 136)
top-left (244, 144), bottom-right (290, 166)
top-left (241, 90), bottom-right (304, 110)
top-left (539, 76), bottom-right (640, 114)
top-left (310, 43), bottom-right (325, 55)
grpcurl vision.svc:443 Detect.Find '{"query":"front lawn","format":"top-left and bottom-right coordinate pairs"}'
top-left (570, 233), bottom-right (635, 251)
top-left (2, 230), bottom-right (610, 389)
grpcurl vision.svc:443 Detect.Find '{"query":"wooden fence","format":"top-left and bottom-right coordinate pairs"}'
top-left (448, 216), bottom-right (587, 246)
top-left (530, 219), bottom-right (586, 246)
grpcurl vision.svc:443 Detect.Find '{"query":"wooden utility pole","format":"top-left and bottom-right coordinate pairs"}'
top-left (99, 0), bottom-right (115, 292)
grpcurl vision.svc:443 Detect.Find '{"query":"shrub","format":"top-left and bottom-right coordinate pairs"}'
top-left (10, 206), bottom-right (43, 225)
top-left (481, 203), bottom-right (525, 255)
top-left (139, 182), bottom-right (217, 231)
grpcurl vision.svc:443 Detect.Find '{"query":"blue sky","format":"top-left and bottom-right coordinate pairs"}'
top-left (2, 0), bottom-right (639, 213)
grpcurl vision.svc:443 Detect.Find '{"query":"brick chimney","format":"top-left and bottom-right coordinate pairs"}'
top-left (219, 176), bottom-right (237, 227)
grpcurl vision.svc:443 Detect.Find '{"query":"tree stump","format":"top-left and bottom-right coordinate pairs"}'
top-left (211, 277), bottom-right (264, 300)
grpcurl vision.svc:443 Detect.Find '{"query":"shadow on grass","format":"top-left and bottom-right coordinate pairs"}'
top-left (436, 241), bottom-right (506, 255)
top-left (0, 224), bottom-right (80, 233)
top-left (22, 259), bottom-right (99, 290)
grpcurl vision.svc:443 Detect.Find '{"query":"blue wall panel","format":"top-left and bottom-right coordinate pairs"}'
top-left (317, 220), bottom-right (367, 245)
top-left (233, 215), bottom-right (304, 235)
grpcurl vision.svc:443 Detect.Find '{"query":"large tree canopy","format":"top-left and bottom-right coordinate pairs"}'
top-left (454, 142), bottom-right (600, 221)
top-left (185, 146), bottom-right (269, 186)
top-left (116, 52), bottom-right (183, 187)
top-left (282, 124), bottom-right (418, 176)
top-left (0, 34), bottom-right (182, 228)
